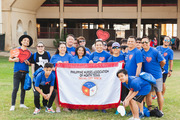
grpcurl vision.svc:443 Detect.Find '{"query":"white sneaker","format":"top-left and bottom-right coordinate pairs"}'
top-left (56, 107), bottom-right (61, 113)
top-left (128, 117), bottom-right (134, 120)
top-left (10, 106), bottom-right (15, 111)
top-left (33, 108), bottom-right (40, 115)
top-left (20, 104), bottom-right (29, 109)
top-left (134, 118), bottom-right (140, 120)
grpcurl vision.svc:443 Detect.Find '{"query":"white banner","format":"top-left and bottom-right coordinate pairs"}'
top-left (56, 62), bottom-right (123, 109)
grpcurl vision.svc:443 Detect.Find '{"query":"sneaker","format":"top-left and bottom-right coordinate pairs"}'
top-left (115, 110), bottom-right (119, 115)
top-left (128, 117), bottom-right (134, 120)
top-left (56, 107), bottom-right (61, 113)
top-left (102, 109), bottom-right (106, 113)
top-left (159, 110), bottom-right (164, 117)
top-left (10, 106), bottom-right (15, 111)
top-left (139, 112), bottom-right (144, 119)
top-left (20, 104), bottom-right (29, 109)
top-left (134, 118), bottom-right (140, 120)
top-left (152, 95), bottom-right (157, 100)
top-left (126, 111), bottom-right (132, 116)
top-left (63, 108), bottom-right (71, 112)
top-left (45, 107), bottom-right (55, 113)
top-left (33, 108), bottom-right (40, 115)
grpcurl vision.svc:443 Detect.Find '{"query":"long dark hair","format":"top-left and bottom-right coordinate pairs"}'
top-left (75, 46), bottom-right (86, 57)
top-left (55, 42), bottom-right (67, 55)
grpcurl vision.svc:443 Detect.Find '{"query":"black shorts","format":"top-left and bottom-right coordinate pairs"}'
top-left (163, 73), bottom-right (168, 83)
top-left (133, 95), bottom-right (146, 103)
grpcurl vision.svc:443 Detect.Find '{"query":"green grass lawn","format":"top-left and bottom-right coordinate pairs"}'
top-left (0, 56), bottom-right (180, 120)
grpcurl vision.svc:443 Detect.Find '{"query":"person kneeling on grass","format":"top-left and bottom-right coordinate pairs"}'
top-left (116, 69), bottom-right (151, 120)
top-left (33, 63), bottom-right (56, 115)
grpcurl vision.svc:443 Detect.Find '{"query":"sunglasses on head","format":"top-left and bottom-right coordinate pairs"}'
top-left (59, 41), bottom-right (66, 44)
top-left (164, 39), bottom-right (170, 42)
top-left (96, 39), bottom-right (103, 42)
top-left (141, 41), bottom-right (149, 44)
top-left (37, 46), bottom-right (44, 48)
top-left (79, 40), bottom-right (85, 43)
top-left (112, 46), bottom-right (120, 49)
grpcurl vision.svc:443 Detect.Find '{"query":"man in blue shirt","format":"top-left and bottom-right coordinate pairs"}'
top-left (156, 36), bottom-right (174, 96)
top-left (125, 36), bottom-right (144, 117)
top-left (66, 34), bottom-right (76, 56)
top-left (33, 63), bottom-right (56, 115)
top-left (141, 36), bottom-right (166, 116)
top-left (116, 69), bottom-right (151, 120)
top-left (9, 35), bottom-right (33, 111)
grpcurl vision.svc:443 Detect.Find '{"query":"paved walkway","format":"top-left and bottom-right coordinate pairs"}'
top-left (0, 47), bottom-right (180, 60)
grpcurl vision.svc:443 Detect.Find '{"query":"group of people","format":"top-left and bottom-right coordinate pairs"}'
top-left (9, 33), bottom-right (174, 120)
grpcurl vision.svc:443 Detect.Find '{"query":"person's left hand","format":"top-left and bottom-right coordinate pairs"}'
top-left (46, 94), bottom-right (51, 100)
top-left (123, 100), bottom-right (129, 107)
top-left (24, 60), bottom-right (30, 65)
top-left (168, 71), bottom-right (172, 77)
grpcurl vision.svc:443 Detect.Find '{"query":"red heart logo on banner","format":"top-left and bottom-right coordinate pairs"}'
top-left (129, 55), bottom-right (133, 60)
top-left (18, 49), bottom-right (31, 63)
top-left (99, 57), bottom-right (105, 61)
top-left (10, 48), bottom-right (20, 57)
top-left (96, 29), bottom-right (110, 41)
top-left (146, 57), bottom-right (152, 63)
top-left (163, 52), bottom-right (168, 57)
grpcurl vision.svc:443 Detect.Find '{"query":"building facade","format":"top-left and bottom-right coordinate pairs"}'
top-left (1, 0), bottom-right (180, 50)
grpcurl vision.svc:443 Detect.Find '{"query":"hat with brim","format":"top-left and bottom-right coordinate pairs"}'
top-left (19, 35), bottom-right (33, 47)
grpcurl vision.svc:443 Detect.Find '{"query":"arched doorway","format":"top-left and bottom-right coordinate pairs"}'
top-left (16, 20), bottom-right (23, 47)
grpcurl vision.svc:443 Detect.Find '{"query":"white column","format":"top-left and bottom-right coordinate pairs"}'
top-left (0, 0), bottom-right (2, 34)
top-left (177, 0), bottom-right (180, 39)
top-left (137, 0), bottom-right (141, 37)
top-left (98, 0), bottom-right (102, 18)
top-left (60, 0), bottom-right (64, 38)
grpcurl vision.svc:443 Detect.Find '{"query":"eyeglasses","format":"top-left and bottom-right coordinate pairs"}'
top-left (141, 41), bottom-right (149, 44)
top-left (136, 42), bottom-right (141, 44)
top-left (79, 40), bottom-right (85, 43)
top-left (37, 46), bottom-right (44, 48)
top-left (103, 44), bottom-right (107, 46)
top-left (164, 39), bottom-right (170, 42)
top-left (112, 46), bottom-right (120, 49)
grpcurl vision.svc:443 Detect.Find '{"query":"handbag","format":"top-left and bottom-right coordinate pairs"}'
top-left (148, 105), bottom-right (163, 117)
top-left (24, 73), bottom-right (32, 90)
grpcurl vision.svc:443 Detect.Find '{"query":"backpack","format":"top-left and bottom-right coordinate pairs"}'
top-left (148, 105), bottom-right (163, 117)
top-left (33, 51), bottom-right (51, 62)
top-left (33, 67), bottom-right (44, 82)
top-left (24, 73), bottom-right (32, 90)
top-left (139, 72), bottom-right (156, 84)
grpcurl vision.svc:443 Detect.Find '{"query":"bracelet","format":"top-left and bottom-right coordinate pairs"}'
top-left (169, 70), bottom-right (173, 72)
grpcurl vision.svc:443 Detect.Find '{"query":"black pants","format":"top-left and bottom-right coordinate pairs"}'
top-left (11, 71), bottom-right (26, 105)
top-left (33, 84), bottom-right (56, 109)
top-left (121, 84), bottom-right (129, 101)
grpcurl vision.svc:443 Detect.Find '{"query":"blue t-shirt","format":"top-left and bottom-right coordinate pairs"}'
top-left (89, 50), bottom-right (111, 63)
top-left (156, 46), bottom-right (174, 73)
top-left (50, 53), bottom-right (73, 67)
top-left (72, 56), bottom-right (89, 63)
top-left (67, 46), bottom-right (76, 56)
top-left (122, 76), bottom-right (151, 96)
top-left (35, 70), bottom-right (55, 87)
top-left (125, 48), bottom-right (143, 76)
top-left (14, 48), bottom-right (32, 72)
top-left (107, 54), bottom-right (125, 62)
top-left (142, 47), bottom-right (165, 79)
top-left (85, 47), bottom-right (91, 58)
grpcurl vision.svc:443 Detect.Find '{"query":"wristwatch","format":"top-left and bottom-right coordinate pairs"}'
top-left (169, 70), bottom-right (173, 72)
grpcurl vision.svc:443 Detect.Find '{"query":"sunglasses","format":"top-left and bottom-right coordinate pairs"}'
top-left (164, 39), bottom-right (170, 42)
top-left (59, 41), bottom-right (66, 44)
top-left (79, 40), bottom-right (85, 43)
top-left (37, 46), bottom-right (44, 48)
top-left (141, 41), bottom-right (149, 44)
top-left (136, 42), bottom-right (141, 44)
top-left (96, 39), bottom-right (103, 41)
top-left (112, 46), bottom-right (120, 49)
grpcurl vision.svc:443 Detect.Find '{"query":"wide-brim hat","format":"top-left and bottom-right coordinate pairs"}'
top-left (19, 35), bottom-right (33, 47)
